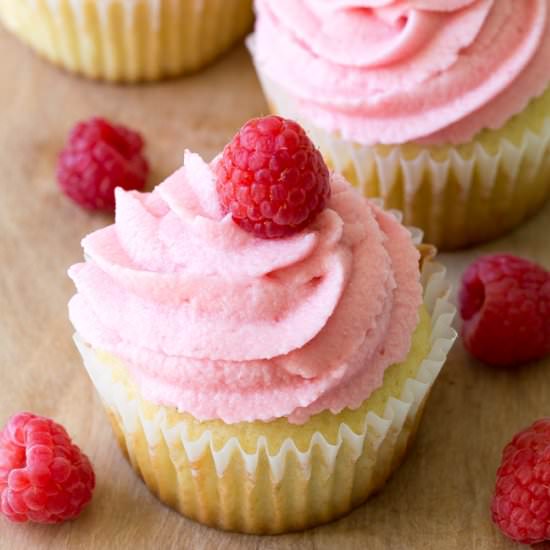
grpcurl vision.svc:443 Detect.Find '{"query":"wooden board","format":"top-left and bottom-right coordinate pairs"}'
top-left (1, 25), bottom-right (549, 550)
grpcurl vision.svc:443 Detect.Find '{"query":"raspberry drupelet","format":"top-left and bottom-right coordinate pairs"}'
top-left (0, 412), bottom-right (95, 524)
top-left (216, 115), bottom-right (331, 239)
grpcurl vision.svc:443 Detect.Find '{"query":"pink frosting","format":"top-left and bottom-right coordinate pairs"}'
top-left (252, 0), bottom-right (550, 145)
top-left (69, 152), bottom-right (422, 424)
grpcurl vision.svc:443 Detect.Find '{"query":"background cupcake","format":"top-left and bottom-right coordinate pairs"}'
top-left (68, 117), bottom-right (456, 534)
top-left (0, 0), bottom-right (253, 82)
top-left (249, 0), bottom-right (550, 249)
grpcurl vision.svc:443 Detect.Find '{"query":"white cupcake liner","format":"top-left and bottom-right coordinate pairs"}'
top-left (74, 254), bottom-right (456, 533)
top-left (0, 0), bottom-right (254, 81)
top-left (249, 39), bottom-right (550, 249)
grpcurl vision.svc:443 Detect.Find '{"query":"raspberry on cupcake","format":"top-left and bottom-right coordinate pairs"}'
top-left (216, 115), bottom-right (330, 238)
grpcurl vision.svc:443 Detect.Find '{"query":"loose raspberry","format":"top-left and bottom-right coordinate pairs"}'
top-left (492, 418), bottom-right (550, 544)
top-left (216, 115), bottom-right (331, 238)
top-left (459, 254), bottom-right (550, 367)
top-left (0, 412), bottom-right (95, 524)
top-left (57, 117), bottom-right (149, 210)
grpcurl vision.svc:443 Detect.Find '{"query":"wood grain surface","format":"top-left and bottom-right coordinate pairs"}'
top-left (1, 25), bottom-right (549, 550)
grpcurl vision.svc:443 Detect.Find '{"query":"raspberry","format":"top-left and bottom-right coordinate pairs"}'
top-left (216, 115), bottom-right (331, 238)
top-left (57, 117), bottom-right (149, 210)
top-left (459, 254), bottom-right (550, 367)
top-left (0, 412), bottom-right (95, 524)
top-left (492, 419), bottom-right (550, 544)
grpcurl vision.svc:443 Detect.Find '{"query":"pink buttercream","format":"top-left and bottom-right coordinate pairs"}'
top-left (252, 0), bottom-right (550, 145)
top-left (69, 151), bottom-right (422, 424)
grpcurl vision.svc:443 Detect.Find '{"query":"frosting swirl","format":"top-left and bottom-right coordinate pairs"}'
top-left (253, 0), bottom-right (550, 145)
top-left (69, 152), bottom-right (422, 424)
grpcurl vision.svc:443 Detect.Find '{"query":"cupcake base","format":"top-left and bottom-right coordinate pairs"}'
top-left (106, 401), bottom-right (426, 533)
top-left (251, 53), bottom-right (550, 250)
top-left (0, 0), bottom-right (254, 82)
top-left (74, 260), bottom-right (455, 535)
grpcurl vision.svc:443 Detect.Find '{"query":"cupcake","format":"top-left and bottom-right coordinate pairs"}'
top-left (249, 1), bottom-right (550, 249)
top-left (68, 116), bottom-right (456, 534)
top-left (0, 0), bottom-right (253, 82)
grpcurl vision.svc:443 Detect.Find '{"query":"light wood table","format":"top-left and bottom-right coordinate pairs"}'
top-left (1, 25), bottom-right (549, 550)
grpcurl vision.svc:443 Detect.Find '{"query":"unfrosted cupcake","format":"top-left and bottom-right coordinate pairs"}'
top-left (68, 116), bottom-right (456, 533)
top-left (249, 0), bottom-right (550, 249)
top-left (0, 0), bottom-right (253, 82)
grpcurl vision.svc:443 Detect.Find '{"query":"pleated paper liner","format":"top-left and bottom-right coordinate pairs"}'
top-left (73, 238), bottom-right (456, 534)
top-left (0, 0), bottom-right (254, 82)
top-left (249, 40), bottom-right (550, 250)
